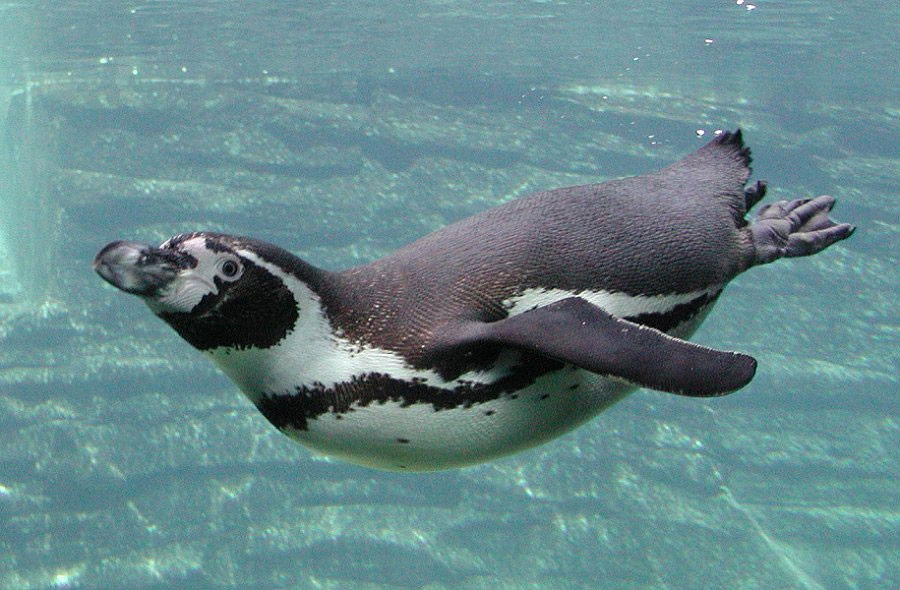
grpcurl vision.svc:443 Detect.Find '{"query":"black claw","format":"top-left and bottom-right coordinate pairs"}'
top-left (786, 222), bottom-right (855, 257)
top-left (744, 180), bottom-right (767, 210)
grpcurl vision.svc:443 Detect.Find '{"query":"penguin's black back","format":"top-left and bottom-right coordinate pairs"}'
top-left (318, 131), bottom-right (755, 351)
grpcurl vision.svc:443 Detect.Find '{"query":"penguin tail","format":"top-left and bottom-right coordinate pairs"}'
top-left (709, 128), bottom-right (752, 169)
top-left (656, 128), bottom-right (755, 220)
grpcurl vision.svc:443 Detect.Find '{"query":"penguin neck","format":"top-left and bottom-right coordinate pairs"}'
top-left (235, 247), bottom-right (340, 324)
top-left (204, 250), bottom-right (344, 400)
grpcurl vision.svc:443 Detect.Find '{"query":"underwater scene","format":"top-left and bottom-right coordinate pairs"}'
top-left (0, 1), bottom-right (897, 588)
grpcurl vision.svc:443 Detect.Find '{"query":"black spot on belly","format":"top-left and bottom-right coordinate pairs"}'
top-left (397, 438), bottom-right (410, 444)
top-left (484, 410), bottom-right (496, 416)
top-left (255, 356), bottom-right (561, 432)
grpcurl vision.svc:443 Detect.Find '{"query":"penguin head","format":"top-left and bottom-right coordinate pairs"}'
top-left (94, 232), bottom-right (303, 351)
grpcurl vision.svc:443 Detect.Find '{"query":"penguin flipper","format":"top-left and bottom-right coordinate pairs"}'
top-left (429, 297), bottom-right (756, 397)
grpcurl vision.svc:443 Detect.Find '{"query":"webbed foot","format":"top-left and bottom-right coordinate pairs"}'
top-left (749, 195), bottom-right (855, 265)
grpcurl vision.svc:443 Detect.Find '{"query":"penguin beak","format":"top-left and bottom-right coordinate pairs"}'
top-left (93, 240), bottom-right (190, 297)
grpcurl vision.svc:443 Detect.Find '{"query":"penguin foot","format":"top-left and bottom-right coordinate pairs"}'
top-left (749, 195), bottom-right (855, 265)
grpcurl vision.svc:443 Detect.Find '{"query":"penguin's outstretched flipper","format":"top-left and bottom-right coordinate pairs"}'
top-left (428, 297), bottom-right (756, 397)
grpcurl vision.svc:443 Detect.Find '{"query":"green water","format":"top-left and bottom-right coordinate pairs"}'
top-left (0, 1), bottom-right (897, 588)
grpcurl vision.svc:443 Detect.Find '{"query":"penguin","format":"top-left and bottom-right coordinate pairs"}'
top-left (94, 130), bottom-right (854, 471)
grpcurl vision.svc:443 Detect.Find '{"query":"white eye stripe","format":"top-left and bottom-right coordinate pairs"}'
top-left (174, 238), bottom-right (243, 280)
top-left (146, 238), bottom-right (247, 314)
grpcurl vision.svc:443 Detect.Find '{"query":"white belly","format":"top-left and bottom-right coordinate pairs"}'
top-left (283, 367), bottom-right (634, 471)
top-left (269, 294), bottom-right (717, 471)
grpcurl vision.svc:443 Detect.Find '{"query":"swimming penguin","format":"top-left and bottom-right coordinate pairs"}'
top-left (94, 130), bottom-right (854, 471)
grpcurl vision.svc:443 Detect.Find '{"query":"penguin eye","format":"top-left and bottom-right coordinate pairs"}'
top-left (219, 258), bottom-right (242, 279)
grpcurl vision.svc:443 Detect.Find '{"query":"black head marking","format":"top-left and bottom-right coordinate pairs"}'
top-left (160, 256), bottom-right (299, 350)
